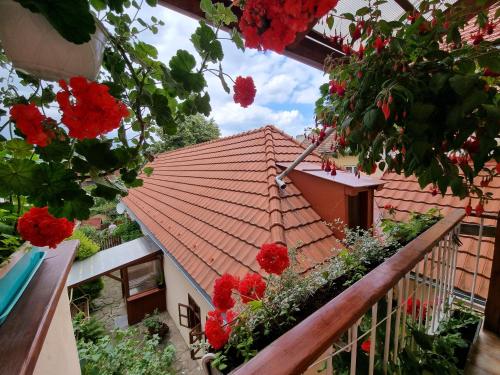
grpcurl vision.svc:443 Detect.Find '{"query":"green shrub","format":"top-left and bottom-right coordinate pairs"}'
top-left (113, 218), bottom-right (143, 242)
top-left (71, 230), bottom-right (100, 260)
top-left (78, 328), bottom-right (175, 375)
top-left (73, 278), bottom-right (104, 301)
top-left (72, 312), bottom-right (106, 343)
top-left (78, 225), bottom-right (102, 244)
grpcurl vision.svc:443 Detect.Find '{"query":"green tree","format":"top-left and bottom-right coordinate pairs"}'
top-left (152, 114), bottom-right (220, 153)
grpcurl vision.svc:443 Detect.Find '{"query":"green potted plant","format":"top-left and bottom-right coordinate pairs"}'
top-left (0, 0), bottom-right (107, 81)
top-left (143, 309), bottom-right (169, 340)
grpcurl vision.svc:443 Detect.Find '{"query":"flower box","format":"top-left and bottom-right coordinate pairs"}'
top-left (0, 0), bottom-right (106, 81)
top-left (0, 247), bottom-right (46, 325)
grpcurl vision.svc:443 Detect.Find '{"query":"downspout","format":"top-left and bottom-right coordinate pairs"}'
top-left (275, 126), bottom-right (336, 190)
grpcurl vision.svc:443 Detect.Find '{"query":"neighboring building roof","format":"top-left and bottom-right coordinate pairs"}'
top-left (462, 4), bottom-right (500, 43)
top-left (122, 126), bottom-right (342, 294)
top-left (299, 132), bottom-right (336, 155)
top-left (375, 166), bottom-right (499, 300)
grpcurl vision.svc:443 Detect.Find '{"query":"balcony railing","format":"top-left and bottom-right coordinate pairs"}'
top-left (230, 209), bottom-right (489, 375)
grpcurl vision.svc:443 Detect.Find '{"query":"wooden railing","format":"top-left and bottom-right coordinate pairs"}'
top-left (231, 209), bottom-right (465, 375)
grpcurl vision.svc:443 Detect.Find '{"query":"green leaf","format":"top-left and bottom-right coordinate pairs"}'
top-left (455, 58), bottom-right (475, 74)
top-left (75, 139), bottom-right (120, 171)
top-left (326, 15), bottom-right (334, 29)
top-left (48, 189), bottom-right (94, 220)
top-left (169, 50), bottom-right (206, 93)
top-left (143, 167), bottom-right (154, 177)
top-left (477, 50), bottom-right (500, 72)
top-left (449, 75), bottom-right (477, 96)
top-left (429, 73), bottom-right (449, 94)
top-left (0, 159), bottom-right (37, 195)
top-left (145, 0), bottom-right (157, 6)
top-left (135, 41), bottom-right (158, 59)
top-left (15, 0), bottom-right (96, 44)
top-left (36, 139), bottom-right (71, 162)
top-left (218, 65), bottom-right (230, 94)
top-left (5, 139), bottom-right (33, 158)
top-left (363, 108), bottom-right (379, 130)
top-left (231, 28), bottom-right (245, 51)
top-left (191, 21), bottom-right (223, 63)
top-left (151, 92), bottom-right (175, 133)
top-left (90, 0), bottom-right (106, 11)
top-left (411, 103), bottom-right (435, 122)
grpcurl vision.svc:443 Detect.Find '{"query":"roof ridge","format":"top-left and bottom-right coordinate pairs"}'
top-left (263, 126), bottom-right (286, 246)
top-left (155, 125), bottom-right (274, 158)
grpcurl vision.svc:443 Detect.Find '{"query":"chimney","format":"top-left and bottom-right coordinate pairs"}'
top-left (278, 162), bottom-right (384, 238)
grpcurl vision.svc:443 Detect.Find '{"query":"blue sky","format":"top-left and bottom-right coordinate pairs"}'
top-left (140, 6), bottom-right (327, 137)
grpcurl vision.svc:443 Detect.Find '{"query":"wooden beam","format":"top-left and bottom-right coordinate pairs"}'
top-left (484, 211), bottom-right (500, 334)
top-left (445, 0), bottom-right (498, 22)
top-left (393, 0), bottom-right (416, 13)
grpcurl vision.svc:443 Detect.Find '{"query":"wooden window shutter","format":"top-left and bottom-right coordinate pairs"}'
top-left (178, 303), bottom-right (192, 328)
top-left (189, 323), bottom-right (205, 360)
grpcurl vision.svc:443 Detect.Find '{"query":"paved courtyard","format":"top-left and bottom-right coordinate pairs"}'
top-left (91, 274), bottom-right (203, 375)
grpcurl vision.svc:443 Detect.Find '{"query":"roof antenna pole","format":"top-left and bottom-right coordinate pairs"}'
top-left (275, 126), bottom-right (336, 190)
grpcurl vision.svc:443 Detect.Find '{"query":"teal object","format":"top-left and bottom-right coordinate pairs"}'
top-left (0, 248), bottom-right (46, 325)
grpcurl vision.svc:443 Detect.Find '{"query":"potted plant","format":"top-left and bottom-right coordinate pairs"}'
top-left (0, 0), bottom-right (107, 81)
top-left (143, 309), bottom-right (169, 340)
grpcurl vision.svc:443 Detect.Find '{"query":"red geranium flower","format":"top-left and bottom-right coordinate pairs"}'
top-left (239, 0), bottom-right (339, 53)
top-left (212, 274), bottom-right (238, 311)
top-left (233, 76), bottom-right (256, 108)
top-left (406, 297), bottom-right (427, 318)
top-left (56, 77), bottom-right (128, 139)
top-left (17, 207), bottom-right (75, 248)
top-left (361, 340), bottom-right (371, 353)
top-left (256, 243), bottom-right (290, 275)
top-left (9, 103), bottom-right (56, 147)
top-left (238, 273), bottom-right (266, 303)
top-left (205, 310), bottom-right (236, 349)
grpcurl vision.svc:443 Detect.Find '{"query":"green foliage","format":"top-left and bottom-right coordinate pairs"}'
top-left (151, 114), bottom-right (221, 153)
top-left (78, 225), bottom-right (102, 244)
top-left (316, 2), bottom-right (500, 203)
top-left (72, 312), bottom-right (106, 343)
top-left (113, 218), bottom-right (142, 242)
top-left (0, 208), bottom-right (22, 263)
top-left (15, 0), bottom-right (96, 44)
top-left (70, 229), bottom-right (100, 260)
top-left (77, 328), bottom-right (176, 375)
top-left (0, 0), bottom-right (243, 227)
top-left (73, 278), bottom-right (104, 301)
top-left (381, 208), bottom-right (442, 244)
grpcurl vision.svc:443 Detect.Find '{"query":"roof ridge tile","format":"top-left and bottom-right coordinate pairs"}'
top-left (263, 127), bottom-right (286, 245)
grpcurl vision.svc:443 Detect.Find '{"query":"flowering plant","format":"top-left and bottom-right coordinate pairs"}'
top-left (313, 0), bottom-right (499, 212)
top-left (0, 0), bottom-right (254, 250)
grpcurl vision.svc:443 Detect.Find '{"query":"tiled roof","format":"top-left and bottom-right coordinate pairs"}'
top-left (123, 125), bottom-right (342, 294)
top-left (375, 165), bottom-right (499, 299)
top-left (461, 3), bottom-right (500, 43)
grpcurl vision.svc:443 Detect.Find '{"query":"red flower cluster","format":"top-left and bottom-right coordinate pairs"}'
top-left (239, 0), bottom-right (339, 53)
top-left (57, 77), bottom-right (128, 139)
top-left (406, 297), bottom-right (428, 318)
top-left (238, 273), bottom-right (266, 303)
top-left (17, 207), bottom-right (74, 248)
top-left (213, 273), bottom-right (239, 311)
top-left (233, 76), bottom-right (256, 108)
top-left (9, 103), bottom-right (56, 147)
top-left (361, 340), bottom-right (371, 353)
top-left (329, 80), bottom-right (346, 97)
top-left (256, 243), bottom-right (290, 275)
top-left (205, 310), bottom-right (236, 350)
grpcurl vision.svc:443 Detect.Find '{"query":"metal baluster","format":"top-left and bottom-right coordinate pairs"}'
top-left (383, 290), bottom-right (393, 374)
top-left (425, 247), bottom-right (436, 330)
top-left (393, 279), bottom-right (403, 357)
top-left (418, 255), bottom-right (428, 327)
top-left (369, 304), bottom-right (378, 375)
top-left (449, 225), bottom-right (460, 308)
top-left (350, 320), bottom-right (360, 375)
top-left (401, 273), bottom-right (410, 348)
top-left (445, 232), bottom-right (455, 313)
top-left (470, 217), bottom-right (484, 307)
top-left (434, 239), bottom-right (447, 330)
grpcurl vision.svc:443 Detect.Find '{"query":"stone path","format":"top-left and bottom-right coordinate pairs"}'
top-left (91, 274), bottom-right (203, 375)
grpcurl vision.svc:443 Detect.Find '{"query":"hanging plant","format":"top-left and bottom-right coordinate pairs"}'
top-left (0, 0), bottom-right (253, 249)
top-left (314, 0), bottom-right (500, 212)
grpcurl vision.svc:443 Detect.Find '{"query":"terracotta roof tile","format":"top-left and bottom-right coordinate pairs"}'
top-left (123, 125), bottom-right (341, 294)
top-left (375, 165), bottom-right (499, 299)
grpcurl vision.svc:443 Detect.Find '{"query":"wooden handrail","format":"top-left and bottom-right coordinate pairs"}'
top-left (231, 209), bottom-right (465, 375)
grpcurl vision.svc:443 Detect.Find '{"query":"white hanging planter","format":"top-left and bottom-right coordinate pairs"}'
top-left (0, 0), bottom-right (107, 82)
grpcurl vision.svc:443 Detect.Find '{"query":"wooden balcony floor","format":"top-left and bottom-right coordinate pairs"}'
top-left (465, 328), bottom-right (500, 374)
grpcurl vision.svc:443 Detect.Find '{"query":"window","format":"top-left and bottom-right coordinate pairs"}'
top-left (344, 165), bottom-right (358, 174)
